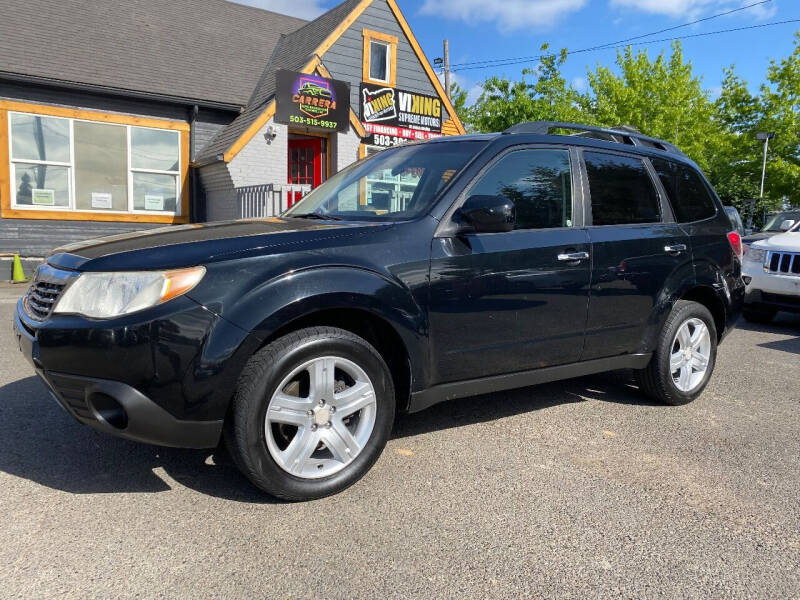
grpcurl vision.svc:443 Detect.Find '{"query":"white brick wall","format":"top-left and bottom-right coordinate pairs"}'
top-left (335, 126), bottom-right (362, 172)
top-left (227, 118), bottom-right (288, 188)
top-left (200, 119), bottom-right (363, 221)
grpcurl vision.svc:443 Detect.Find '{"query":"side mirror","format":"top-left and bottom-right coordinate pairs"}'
top-left (779, 219), bottom-right (795, 232)
top-left (455, 195), bottom-right (515, 234)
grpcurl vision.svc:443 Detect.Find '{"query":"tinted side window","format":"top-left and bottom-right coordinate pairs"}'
top-left (468, 149), bottom-right (572, 230)
top-left (584, 151), bottom-right (661, 226)
top-left (651, 158), bottom-right (717, 222)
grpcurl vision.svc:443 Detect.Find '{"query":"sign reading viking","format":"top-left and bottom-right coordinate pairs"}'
top-left (275, 70), bottom-right (350, 132)
top-left (360, 83), bottom-right (443, 148)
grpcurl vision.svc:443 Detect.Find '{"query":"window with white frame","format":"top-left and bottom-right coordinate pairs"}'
top-left (9, 112), bottom-right (181, 214)
top-left (369, 40), bottom-right (391, 83)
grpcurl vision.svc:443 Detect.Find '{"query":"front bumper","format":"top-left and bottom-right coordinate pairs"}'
top-left (13, 294), bottom-right (254, 449)
top-left (742, 260), bottom-right (800, 314)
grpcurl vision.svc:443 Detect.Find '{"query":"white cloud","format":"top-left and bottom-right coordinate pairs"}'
top-left (230, 0), bottom-right (327, 20)
top-left (609, 0), bottom-right (777, 20)
top-left (419, 0), bottom-right (587, 32)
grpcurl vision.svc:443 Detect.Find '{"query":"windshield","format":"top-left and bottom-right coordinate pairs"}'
top-left (283, 142), bottom-right (483, 221)
top-left (762, 212), bottom-right (800, 232)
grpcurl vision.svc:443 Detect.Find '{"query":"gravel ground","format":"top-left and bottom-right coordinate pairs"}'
top-left (1, 282), bottom-right (798, 599)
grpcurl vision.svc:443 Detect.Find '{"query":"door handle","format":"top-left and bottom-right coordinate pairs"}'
top-left (664, 244), bottom-right (687, 254)
top-left (557, 251), bottom-right (590, 262)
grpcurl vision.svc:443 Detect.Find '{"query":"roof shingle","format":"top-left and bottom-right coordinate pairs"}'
top-left (0, 0), bottom-right (307, 107)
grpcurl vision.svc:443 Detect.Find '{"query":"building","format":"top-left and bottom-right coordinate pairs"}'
top-left (0, 0), bottom-right (464, 276)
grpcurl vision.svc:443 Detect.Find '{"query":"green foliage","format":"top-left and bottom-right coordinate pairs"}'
top-left (465, 45), bottom-right (591, 133)
top-left (456, 33), bottom-right (800, 211)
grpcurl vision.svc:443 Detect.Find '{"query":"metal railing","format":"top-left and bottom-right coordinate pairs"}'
top-left (237, 184), bottom-right (311, 219)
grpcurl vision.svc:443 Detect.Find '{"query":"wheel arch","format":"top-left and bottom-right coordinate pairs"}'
top-left (260, 307), bottom-right (415, 414)
top-left (680, 285), bottom-right (727, 342)
top-left (643, 274), bottom-right (728, 353)
top-left (222, 267), bottom-right (428, 414)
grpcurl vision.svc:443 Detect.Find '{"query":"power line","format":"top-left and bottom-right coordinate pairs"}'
top-left (446, 0), bottom-right (776, 71)
top-left (449, 18), bottom-right (800, 73)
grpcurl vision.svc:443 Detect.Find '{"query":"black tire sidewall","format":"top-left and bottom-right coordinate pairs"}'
top-left (239, 331), bottom-right (394, 500)
top-left (658, 302), bottom-right (717, 404)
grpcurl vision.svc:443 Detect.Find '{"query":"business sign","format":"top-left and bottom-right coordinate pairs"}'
top-left (275, 70), bottom-right (350, 132)
top-left (360, 83), bottom-right (443, 148)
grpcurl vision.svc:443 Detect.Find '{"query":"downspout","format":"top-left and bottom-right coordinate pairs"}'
top-left (188, 105), bottom-right (201, 223)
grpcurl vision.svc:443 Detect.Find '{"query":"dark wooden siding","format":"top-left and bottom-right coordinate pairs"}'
top-left (324, 0), bottom-right (450, 123)
top-left (0, 219), bottom-right (161, 257)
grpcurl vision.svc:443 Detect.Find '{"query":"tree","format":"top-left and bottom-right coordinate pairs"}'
top-left (585, 42), bottom-right (720, 173)
top-left (709, 33), bottom-right (800, 217)
top-left (755, 31), bottom-right (800, 206)
top-left (464, 45), bottom-right (589, 132)
top-left (450, 33), bottom-right (800, 218)
top-left (449, 81), bottom-right (469, 120)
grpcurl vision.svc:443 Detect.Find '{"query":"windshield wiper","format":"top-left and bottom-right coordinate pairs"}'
top-left (290, 212), bottom-right (343, 221)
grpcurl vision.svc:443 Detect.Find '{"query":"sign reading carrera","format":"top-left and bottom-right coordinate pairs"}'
top-left (360, 83), bottom-right (443, 147)
top-left (275, 70), bottom-right (350, 132)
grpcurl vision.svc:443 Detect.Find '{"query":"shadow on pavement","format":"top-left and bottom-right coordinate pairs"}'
top-left (0, 376), bottom-right (271, 503)
top-left (735, 313), bottom-right (800, 334)
top-left (0, 370), bottom-right (657, 499)
top-left (393, 369), bottom-right (661, 439)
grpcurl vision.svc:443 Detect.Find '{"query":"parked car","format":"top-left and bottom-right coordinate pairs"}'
top-left (743, 209), bottom-right (800, 248)
top-left (14, 121), bottom-right (744, 500)
top-left (724, 205), bottom-right (745, 236)
top-left (741, 219), bottom-right (800, 323)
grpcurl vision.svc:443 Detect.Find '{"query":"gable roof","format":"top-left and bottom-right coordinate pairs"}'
top-left (196, 0), bottom-right (366, 163)
top-left (197, 0), bottom-right (465, 164)
top-left (0, 0), bottom-right (307, 107)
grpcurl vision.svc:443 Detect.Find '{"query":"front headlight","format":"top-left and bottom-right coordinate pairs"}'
top-left (745, 247), bottom-right (767, 264)
top-left (53, 266), bottom-right (206, 319)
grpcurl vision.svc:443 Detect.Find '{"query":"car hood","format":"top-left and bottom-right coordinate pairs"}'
top-left (47, 217), bottom-right (391, 271)
top-left (752, 231), bottom-right (800, 252)
top-left (742, 231), bottom-right (777, 244)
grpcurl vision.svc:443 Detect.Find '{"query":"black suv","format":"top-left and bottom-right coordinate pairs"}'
top-left (14, 122), bottom-right (744, 500)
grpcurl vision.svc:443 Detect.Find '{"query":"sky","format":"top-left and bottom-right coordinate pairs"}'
top-left (235, 0), bottom-right (799, 104)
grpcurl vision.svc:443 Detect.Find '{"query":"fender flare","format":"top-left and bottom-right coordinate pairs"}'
top-left (642, 261), bottom-right (728, 352)
top-left (221, 266), bottom-right (430, 389)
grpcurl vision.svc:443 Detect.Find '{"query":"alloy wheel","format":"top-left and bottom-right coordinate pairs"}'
top-left (670, 317), bottom-right (711, 393)
top-left (264, 356), bottom-right (377, 479)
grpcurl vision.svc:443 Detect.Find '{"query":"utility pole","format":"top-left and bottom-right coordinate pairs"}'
top-left (443, 39), bottom-right (451, 101)
top-left (757, 131), bottom-right (775, 199)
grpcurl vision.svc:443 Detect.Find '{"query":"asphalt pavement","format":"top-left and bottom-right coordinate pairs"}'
top-left (1, 282), bottom-right (798, 599)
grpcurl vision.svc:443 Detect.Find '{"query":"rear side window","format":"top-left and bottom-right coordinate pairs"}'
top-left (651, 158), bottom-right (717, 223)
top-left (583, 151), bottom-right (661, 226)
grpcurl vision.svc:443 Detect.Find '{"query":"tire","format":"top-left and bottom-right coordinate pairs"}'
top-left (224, 326), bottom-right (395, 501)
top-left (634, 300), bottom-right (717, 406)
top-left (742, 306), bottom-right (777, 324)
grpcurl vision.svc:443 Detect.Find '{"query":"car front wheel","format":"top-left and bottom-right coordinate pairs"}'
top-left (225, 326), bottom-right (395, 500)
top-left (635, 300), bottom-right (717, 405)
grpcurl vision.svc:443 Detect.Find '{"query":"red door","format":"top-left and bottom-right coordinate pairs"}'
top-left (288, 138), bottom-right (323, 206)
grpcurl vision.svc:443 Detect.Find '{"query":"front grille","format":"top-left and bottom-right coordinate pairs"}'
top-left (25, 280), bottom-right (65, 320)
top-left (766, 251), bottom-right (800, 276)
top-left (23, 263), bottom-right (75, 320)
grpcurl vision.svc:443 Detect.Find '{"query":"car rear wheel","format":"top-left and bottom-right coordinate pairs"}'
top-left (225, 326), bottom-right (395, 500)
top-left (634, 300), bottom-right (717, 405)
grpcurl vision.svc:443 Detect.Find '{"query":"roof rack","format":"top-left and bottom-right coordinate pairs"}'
top-left (503, 121), bottom-right (685, 157)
